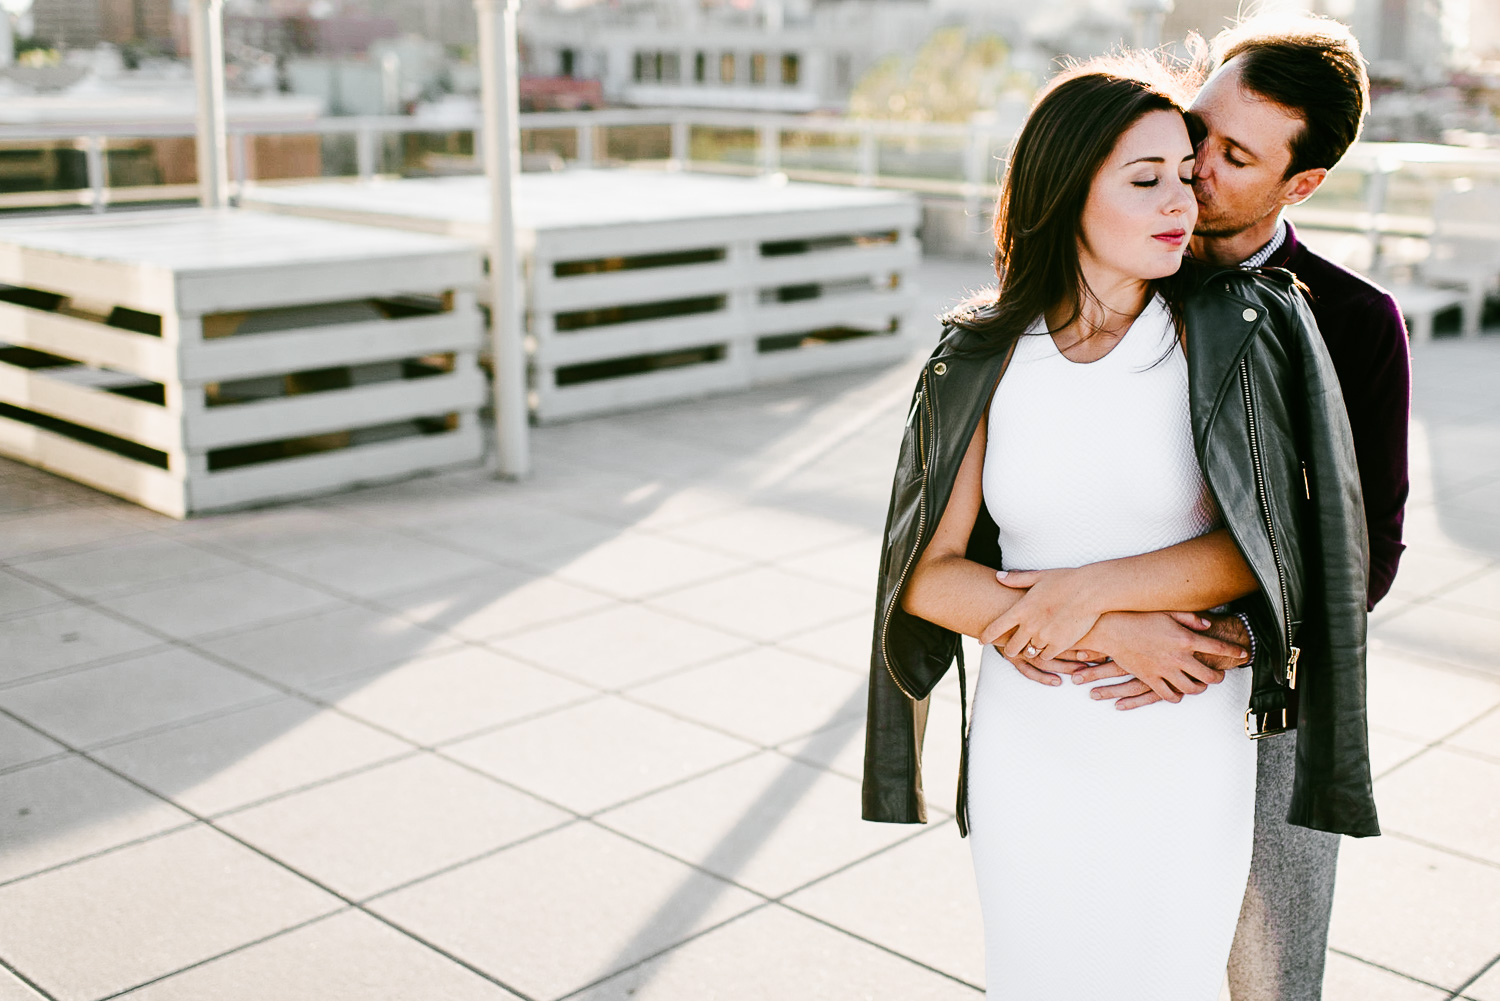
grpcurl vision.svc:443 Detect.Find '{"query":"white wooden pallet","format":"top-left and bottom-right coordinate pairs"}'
top-left (241, 171), bottom-right (922, 423)
top-left (0, 208), bottom-right (485, 517)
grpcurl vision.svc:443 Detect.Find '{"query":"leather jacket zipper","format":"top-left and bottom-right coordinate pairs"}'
top-left (880, 368), bottom-right (933, 701)
top-left (1239, 356), bottom-right (1298, 688)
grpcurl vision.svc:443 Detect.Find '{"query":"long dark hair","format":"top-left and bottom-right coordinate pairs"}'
top-left (947, 55), bottom-right (1200, 347)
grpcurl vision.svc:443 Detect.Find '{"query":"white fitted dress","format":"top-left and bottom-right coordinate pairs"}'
top-left (967, 295), bottom-right (1257, 1000)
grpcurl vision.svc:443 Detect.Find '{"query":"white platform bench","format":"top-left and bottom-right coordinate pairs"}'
top-left (241, 171), bottom-right (922, 423)
top-left (1386, 282), bottom-right (1469, 343)
top-left (0, 208), bottom-right (485, 517)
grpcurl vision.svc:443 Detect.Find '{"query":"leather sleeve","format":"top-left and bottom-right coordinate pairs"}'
top-left (1282, 288), bottom-right (1381, 838)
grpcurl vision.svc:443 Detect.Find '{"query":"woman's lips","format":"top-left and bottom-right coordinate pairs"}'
top-left (1153, 230), bottom-right (1187, 245)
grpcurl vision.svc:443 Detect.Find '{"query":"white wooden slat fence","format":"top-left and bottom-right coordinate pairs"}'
top-left (0, 208), bottom-right (486, 517)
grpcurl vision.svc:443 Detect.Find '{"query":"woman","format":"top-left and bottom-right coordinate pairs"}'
top-left (861, 56), bottom-right (1377, 999)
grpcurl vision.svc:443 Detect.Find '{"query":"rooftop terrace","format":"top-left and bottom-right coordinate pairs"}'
top-left (0, 256), bottom-right (1497, 1001)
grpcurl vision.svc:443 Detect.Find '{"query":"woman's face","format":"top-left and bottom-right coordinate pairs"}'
top-left (1077, 109), bottom-right (1198, 286)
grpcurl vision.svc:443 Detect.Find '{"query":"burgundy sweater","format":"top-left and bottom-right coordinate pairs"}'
top-left (1264, 221), bottom-right (1410, 607)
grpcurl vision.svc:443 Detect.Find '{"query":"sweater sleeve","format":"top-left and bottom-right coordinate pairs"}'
top-left (1336, 291), bottom-right (1411, 608)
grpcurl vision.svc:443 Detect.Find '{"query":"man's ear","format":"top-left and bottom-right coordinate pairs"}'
top-left (1281, 167), bottom-right (1328, 207)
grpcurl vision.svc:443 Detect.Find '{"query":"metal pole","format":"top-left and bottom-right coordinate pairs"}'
top-left (476, 0), bottom-right (530, 479)
top-left (83, 135), bottom-right (106, 213)
top-left (189, 0), bottom-right (229, 208)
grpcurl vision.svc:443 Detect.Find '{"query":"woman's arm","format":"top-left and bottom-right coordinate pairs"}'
top-left (900, 407), bottom-right (1032, 639)
top-left (903, 406), bottom-right (1258, 665)
top-left (976, 529), bottom-right (1258, 660)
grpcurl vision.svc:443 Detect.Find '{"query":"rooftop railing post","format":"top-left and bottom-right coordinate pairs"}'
top-left (857, 125), bottom-right (877, 187)
top-left (963, 126), bottom-right (989, 248)
top-left (83, 134), bottom-right (106, 213)
top-left (476, 0), bottom-right (530, 479)
top-left (670, 116), bottom-right (690, 170)
top-left (188, 0), bottom-right (229, 208)
top-left (230, 130), bottom-right (248, 197)
top-left (1365, 153), bottom-right (1401, 277)
top-left (356, 123), bottom-right (377, 181)
top-left (757, 120), bottom-right (780, 174)
top-left (576, 120), bottom-right (594, 167)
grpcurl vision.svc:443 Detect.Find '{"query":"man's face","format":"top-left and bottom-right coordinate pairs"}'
top-left (1187, 58), bottom-right (1308, 238)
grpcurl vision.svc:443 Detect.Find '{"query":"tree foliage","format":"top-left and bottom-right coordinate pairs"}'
top-left (849, 27), bottom-right (1026, 122)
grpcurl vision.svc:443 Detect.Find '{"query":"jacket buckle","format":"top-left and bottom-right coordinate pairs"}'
top-left (1245, 707), bottom-right (1288, 740)
top-left (1286, 646), bottom-right (1301, 689)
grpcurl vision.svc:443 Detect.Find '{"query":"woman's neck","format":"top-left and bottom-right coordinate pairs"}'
top-left (1045, 264), bottom-right (1151, 351)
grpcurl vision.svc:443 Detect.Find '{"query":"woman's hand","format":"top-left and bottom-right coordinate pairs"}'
top-left (977, 567), bottom-right (1107, 663)
top-left (1069, 611), bottom-right (1249, 706)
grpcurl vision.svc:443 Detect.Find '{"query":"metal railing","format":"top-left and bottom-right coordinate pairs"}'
top-left (3, 108), bottom-right (1500, 239)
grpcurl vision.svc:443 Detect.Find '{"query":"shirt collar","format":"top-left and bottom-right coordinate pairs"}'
top-left (1240, 218), bottom-right (1288, 269)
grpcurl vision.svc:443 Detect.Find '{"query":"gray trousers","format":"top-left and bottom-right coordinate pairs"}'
top-left (1227, 732), bottom-right (1342, 1001)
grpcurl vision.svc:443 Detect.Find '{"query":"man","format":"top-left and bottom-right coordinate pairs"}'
top-left (1191, 18), bottom-right (1409, 1001)
top-left (1010, 13), bottom-right (1410, 1000)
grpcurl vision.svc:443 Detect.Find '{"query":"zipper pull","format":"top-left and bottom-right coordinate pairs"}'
top-left (1287, 646), bottom-right (1301, 689)
top-left (906, 390), bottom-right (923, 428)
top-left (1300, 461), bottom-right (1310, 501)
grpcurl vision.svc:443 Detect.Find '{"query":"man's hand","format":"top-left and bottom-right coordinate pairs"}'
top-left (1078, 611), bottom-right (1251, 709)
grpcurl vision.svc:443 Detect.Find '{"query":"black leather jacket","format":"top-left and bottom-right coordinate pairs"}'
top-left (862, 265), bottom-right (1379, 839)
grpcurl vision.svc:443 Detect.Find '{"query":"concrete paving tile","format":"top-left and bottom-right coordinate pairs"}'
top-left (10, 537), bottom-right (245, 598)
top-left (595, 751), bottom-right (911, 898)
top-left (0, 571), bottom-right (65, 618)
top-left (570, 904), bottom-right (983, 1001)
top-left (784, 826), bottom-right (984, 986)
top-left (0, 714), bottom-right (63, 772)
top-left (445, 695), bottom-right (756, 814)
top-left (548, 531), bottom-right (747, 599)
top-left (195, 604), bottom-right (458, 691)
top-left (776, 535), bottom-right (881, 592)
top-left (491, 603), bottom-right (752, 689)
top-left (0, 604), bottom-right (162, 685)
top-left (1447, 706), bottom-right (1500, 760)
top-left (1329, 835), bottom-right (1500, 992)
top-left (411, 499), bottom-right (623, 567)
top-left (217, 753), bottom-right (567, 900)
top-left (313, 646), bottom-right (593, 745)
top-left (1376, 748), bottom-right (1500, 864)
top-left (1368, 727), bottom-right (1432, 777)
top-left (0, 647), bottom-right (278, 748)
top-left (624, 485), bottom-right (746, 531)
top-left (1400, 506), bottom-right (1500, 565)
top-left (261, 530), bottom-right (497, 600)
top-left (1435, 566), bottom-right (1500, 620)
top-left (374, 568), bottom-right (617, 642)
top-left (0, 506), bottom-right (152, 560)
top-left (178, 506), bottom-right (367, 559)
top-left (95, 568), bottom-right (344, 639)
top-left (626, 646), bottom-right (865, 746)
top-left (0, 970), bottom-right (44, 1001)
top-left (1386, 548), bottom-right (1495, 603)
top-left (116, 909), bottom-right (521, 1001)
top-left (1364, 650), bottom-right (1500, 741)
top-left (658, 505), bottom-right (867, 563)
top-left (0, 755), bottom-right (192, 884)
top-left (777, 614), bottom-right (873, 673)
top-left (0, 824), bottom-right (342, 1001)
top-left (494, 466), bottom-right (697, 528)
top-left (646, 565), bottom-right (871, 641)
top-left (370, 821), bottom-right (761, 1000)
top-left (1373, 603), bottom-right (1500, 675)
top-left (776, 682), bottom-right (965, 818)
top-left (1465, 959), bottom-right (1500, 1001)
top-left (1321, 953), bottom-right (1449, 1001)
top-left (92, 696), bottom-right (412, 817)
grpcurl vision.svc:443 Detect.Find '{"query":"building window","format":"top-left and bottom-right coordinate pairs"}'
top-left (835, 53), bottom-right (852, 89)
top-left (750, 52), bottom-right (766, 85)
top-left (694, 51), bottom-right (706, 83)
top-left (559, 48), bottom-right (576, 77)
top-left (720, 52), bottom-right (736, 84)
top-left (781, 52), bottom-right (799, 87)
top-left (633, 52), bottom-right (646, 82)
top-left (662, 51), bottom-right (680, 83)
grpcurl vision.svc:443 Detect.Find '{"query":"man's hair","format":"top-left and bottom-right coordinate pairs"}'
top-left (1211, 13), bottom-right (1369, 178)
